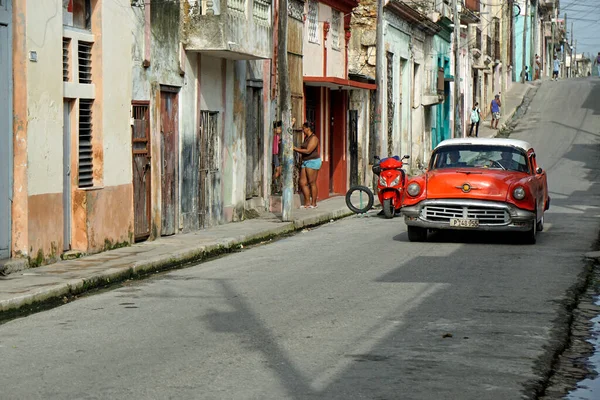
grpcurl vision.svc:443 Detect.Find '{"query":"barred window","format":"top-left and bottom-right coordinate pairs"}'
top-left (331, 11), bottom-right (340, 50)
top-left (308, 0), bottom-right (319, 44)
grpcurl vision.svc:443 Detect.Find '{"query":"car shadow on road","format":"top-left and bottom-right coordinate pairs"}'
top-left (393, 230), bottom-right (544, 245)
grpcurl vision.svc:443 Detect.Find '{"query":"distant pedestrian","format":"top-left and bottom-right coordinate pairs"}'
top-left (469, 102), bottom-right (481, 137)
top-left (534, 54), bottom-right (541, 80)
top-left (552, 55), bottom-right (560, 81)
top-left (524, 65), bottom-right (529, 81)
top-left (490, 95), bottom-right (501, 130)
top-left (595, 52), bottom-right (600, 76)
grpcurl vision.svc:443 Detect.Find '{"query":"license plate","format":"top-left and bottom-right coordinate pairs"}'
top-left (450, 218), bottom-right (479, 228)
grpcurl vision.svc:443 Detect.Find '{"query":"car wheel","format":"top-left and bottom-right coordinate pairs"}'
top-left (536, 214), bottom-right (544, 232)
top-left (383, 198), bottom-right (394, 219)
top-left (408, 226), bottom-right (428, 242)
top-left (521, 217), bottom-right (537, 245)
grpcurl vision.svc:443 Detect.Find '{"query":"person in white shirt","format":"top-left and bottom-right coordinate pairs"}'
top-left (552, 55), bottom-right (560, 81)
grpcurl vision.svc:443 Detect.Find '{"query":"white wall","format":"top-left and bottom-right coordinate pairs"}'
top-left (102, 0), bottom-right (133, 187)
top-left (26, 0), bottom-right (63, 196)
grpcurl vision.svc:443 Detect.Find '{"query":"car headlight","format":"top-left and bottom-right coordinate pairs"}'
top-left (390, 176), bottom-right (401, 187)
top-left (513, 186), bottom-right (526, 200)
top-left (379, 176), bottom-right (386, 186)
top-left (407, 182), bottom-right (421, 197)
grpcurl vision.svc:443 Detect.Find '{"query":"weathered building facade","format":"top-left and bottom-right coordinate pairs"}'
top-left (5, 0), bottom-right (135, 267)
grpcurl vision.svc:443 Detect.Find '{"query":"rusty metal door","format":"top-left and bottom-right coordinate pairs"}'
top-left (245, 85), bottom-right (263, 199)
top-left (160, 89), bottom-right (178, 236)
top-left (132, 102), bottom-right (151, 241)
top-left (0, 0), bottom-right (12, 259)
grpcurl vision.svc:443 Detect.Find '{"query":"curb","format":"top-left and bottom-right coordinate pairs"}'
top-left (0, 208), bottom-right (353, 320)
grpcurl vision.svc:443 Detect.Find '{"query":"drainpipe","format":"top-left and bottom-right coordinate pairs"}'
top-left (452, 0), bottom-right (461, 138)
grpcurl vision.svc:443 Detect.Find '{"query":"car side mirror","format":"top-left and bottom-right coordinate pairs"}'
top-left (536, 167), bottom-right (543, 174)
top-left (402, 154), bottom-right (410, 160)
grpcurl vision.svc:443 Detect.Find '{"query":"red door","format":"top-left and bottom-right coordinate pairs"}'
top-left (160, 88), bottom-right (178, 236)
top-left (329, 90), bottom-right (347, 195)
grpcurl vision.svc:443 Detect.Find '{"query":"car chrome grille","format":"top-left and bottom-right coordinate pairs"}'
top-left (421, 205), bottom-right (509, 225)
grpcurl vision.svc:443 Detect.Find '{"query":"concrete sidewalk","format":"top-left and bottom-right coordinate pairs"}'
top-left (0, 195), bottom-right (357, 318)
top-left (473, 82), bottom-right (535, 139)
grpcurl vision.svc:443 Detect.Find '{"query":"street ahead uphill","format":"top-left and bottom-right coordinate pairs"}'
top-left (2, 78), bottom-right (600, 400)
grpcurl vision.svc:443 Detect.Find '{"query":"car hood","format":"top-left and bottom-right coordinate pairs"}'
top-left (425, 169), bottom-right (526, 201)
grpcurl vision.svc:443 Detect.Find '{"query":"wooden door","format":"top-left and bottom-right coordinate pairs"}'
top-left (0, 0), bottom-right (12, 259)
top-left (132, 102), bottom-right (151, 241)
top-left (160, 89), bottom-right (178, 236)
top-left (200, 111), bottom-right (220, 228)
top-left (245, 85), bottom-right (263, 199)
top-left (329, 90), bottom-right (347, 195)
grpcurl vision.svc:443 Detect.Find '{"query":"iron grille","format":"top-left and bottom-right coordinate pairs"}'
top-left (308, 0), bottom-right (319, 44)
top-left (78, 99), bottom-right (93, 188)
top-left (63, 38), bottom-right (70, 82)
top-left (422, 205), bottom-right (509, 225)
top-left (78, 41), bottom-right (93, 84)
top-left (331, 11), bottom-right (340, 50)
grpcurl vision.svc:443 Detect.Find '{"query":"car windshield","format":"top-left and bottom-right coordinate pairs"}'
top-left (430, 145), bottom-right (530, 173)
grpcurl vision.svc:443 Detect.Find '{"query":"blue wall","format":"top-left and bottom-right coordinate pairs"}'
top-left (432, 35), bottom-right (451, 149)
top-left (514, 12), bottom-right (533, 82)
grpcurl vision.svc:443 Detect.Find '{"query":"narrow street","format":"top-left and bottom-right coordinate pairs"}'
top-left (1, 78), bottom-right (600, 399)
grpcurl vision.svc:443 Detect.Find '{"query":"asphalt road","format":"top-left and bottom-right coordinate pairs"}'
top-left (2, 78), bottom-right (600, 400)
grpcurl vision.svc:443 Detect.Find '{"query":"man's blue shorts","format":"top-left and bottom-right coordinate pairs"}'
top-left (302, 158), bottom-right (322, 170)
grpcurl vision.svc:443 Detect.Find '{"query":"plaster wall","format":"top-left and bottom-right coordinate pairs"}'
top-left (304, 3), bottom-right (347, 77)
top-left (514, 11), bottom-right (533, 82)
top-left (101, 0), bottom-right (133, 187)
top-left (26, 0), bottom-right (63, 197)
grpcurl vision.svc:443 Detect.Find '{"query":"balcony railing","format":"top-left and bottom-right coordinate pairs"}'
top-left (184, 0), bottom-right (272, 60)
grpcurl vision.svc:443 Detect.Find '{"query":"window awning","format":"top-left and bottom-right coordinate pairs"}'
top-left (304, 76), bottom-right (377, 90)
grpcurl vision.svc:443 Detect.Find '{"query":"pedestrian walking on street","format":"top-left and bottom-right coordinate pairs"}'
top-left (595, 52), bottom-right (600, 77)
top-left (469, 102), bottom-right (481, 137)
top-left (552, 55), bottom-right (560, 81)
top-left (534, 54), bottom-right (541, 80)
top-left (294, 122), bottom-right (321, 209)
top-left (490, 95), bottom-right (501, 130)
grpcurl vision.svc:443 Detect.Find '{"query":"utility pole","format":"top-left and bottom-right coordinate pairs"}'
top-left (563, 13), bottom-right (567, 78)
top-left (500, 2), bottom-right (506, 95)
top-left (521, 0), bottom-right (529, 83)
top-left (551, 1), bottom-right (555, 76)
top-left (278, 0), bottom-right (293, 221)
top-left (452, 0), bottom-right (461, 138)
top-left (373, 0), bottom-right (384, 188)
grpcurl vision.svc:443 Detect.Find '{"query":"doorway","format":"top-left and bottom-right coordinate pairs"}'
top-left (132, 102), bottom-right (151, 241)
top-left (0, 0), bottom-right (12, 259)
top-left (245, 84), bottom-right (263, 199)
top-left (160, 87), bottom-right (179, 236)
top-left (329, 90), bottom-right (346, 195)
top-left (63, 101), bottom-right (72, 251)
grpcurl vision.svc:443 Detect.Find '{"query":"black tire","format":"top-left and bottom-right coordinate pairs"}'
top-left (407, 226), bottom-right (428, 242)
top-left (383, 198), bottom-right (394, 219)
top-left (345, 185), bottom-right (374, 214)
top-left (521, 217), bottom-right (537, 245)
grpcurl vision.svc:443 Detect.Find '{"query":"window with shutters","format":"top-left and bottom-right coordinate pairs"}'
top-left (78, 41), bottom-right (92, 84)
top-left (63, 38), bottom-right (71, 82)
top-left (331, 10), bottom-right (340, 51)
top-left (307, 0), bottom-right (319, 44)
top-left (78, 99), bottom-right (94, 188)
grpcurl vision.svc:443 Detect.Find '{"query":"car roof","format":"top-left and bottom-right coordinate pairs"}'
top-left (435, 138), bottom-right (533, 152)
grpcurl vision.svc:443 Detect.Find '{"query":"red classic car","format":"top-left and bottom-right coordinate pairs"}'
top-left (401, 138), bottom-right (550, 244)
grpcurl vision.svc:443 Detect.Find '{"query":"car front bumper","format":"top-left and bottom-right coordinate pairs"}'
top-left (401, 199), bottom-right (535, 232)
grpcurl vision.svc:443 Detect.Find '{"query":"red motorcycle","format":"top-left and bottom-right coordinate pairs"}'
top-left (372, 155), bottom-right (410, 219)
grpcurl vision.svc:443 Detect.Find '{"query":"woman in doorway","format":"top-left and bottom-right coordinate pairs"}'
top-left (293, 122), bottom-right (321, 208)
